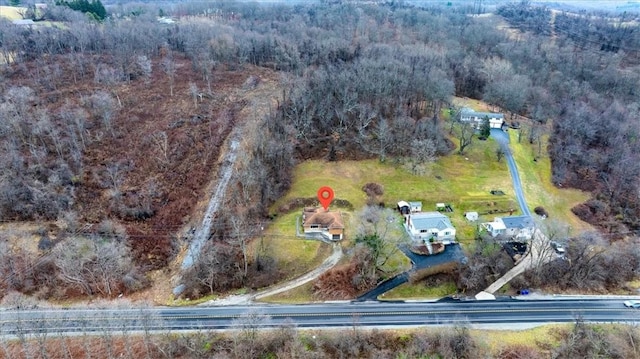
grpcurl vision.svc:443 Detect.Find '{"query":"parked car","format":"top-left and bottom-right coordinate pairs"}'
top-left (550, 241), bottom-right (566, 255)
top-left (624, 300), bottom-right (640, 308)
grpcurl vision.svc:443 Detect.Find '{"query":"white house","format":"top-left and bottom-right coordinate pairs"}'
top-left (405, 212), bottom-right (456, 244)
top-left (483, 217), bottom-right (507, 237)
top-left (460, 108), bottom-right (505, 129)
top-left (482, 215), bottom-right (534, 241)
top-left (409, 201), bottom-right (422, 213)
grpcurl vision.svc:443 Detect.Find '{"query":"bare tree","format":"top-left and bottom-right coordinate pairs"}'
top-left (162, 52), bottom-right (176, 97)
top-left (354, 206), bottom-right (409, 277)
top-left (229, 213), bottom-right (250, 280)
top-left (149, 131), bottom-right (170, 166)
top-left (454, 120), bottom-right (475, 155)
top-left (53, 236), bottom-right (137, 296)
top-left (232, 309), bottom-right (272, 359)
top-left (86, 91), bottom-right (118, 138)
top-left (404, 138), bottom-right (437, 175)
top-left (357, 116), bottom-right (394, 162)
top-left (103, 162), bottom-right (127, 200)
top-left (186, 241), bottom-right (242, 296)
top-left (189, 82), bottom-right (199, 109)
top-left (136, 55), bottom-right (153, 84)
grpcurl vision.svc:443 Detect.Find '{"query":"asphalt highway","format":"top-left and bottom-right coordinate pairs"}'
top-left (1, 299), bottom-right (638, 336)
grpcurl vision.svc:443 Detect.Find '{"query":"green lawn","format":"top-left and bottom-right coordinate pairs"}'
top-left (380, 280), bottom-right (457, 300)
top-left (248, 211), bottom-right (332, 285)
top-left (274, 136), bottom-right (515, 247)
top-left (507, 130), bottom-right (592, 234)
top-left (258, 281), bottom-right (316, 304)
top-left (260, 113), bottom-right (592, 302)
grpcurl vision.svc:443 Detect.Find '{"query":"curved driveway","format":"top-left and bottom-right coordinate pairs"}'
top-left (356, 244), bottom-right (464, 301)
top-left (491, 129), bottom-right (530, 216)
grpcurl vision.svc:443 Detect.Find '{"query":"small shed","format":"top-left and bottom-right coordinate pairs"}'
top-left (397, 201), bottom-right (410, 215)
top-left (409, 201), bottom-right (422, 213)
top-left (465, 211), bottom-right (479, 222)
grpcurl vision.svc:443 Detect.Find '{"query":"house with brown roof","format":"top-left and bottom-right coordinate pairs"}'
top-left (302, 207), bottom-right (344, 241)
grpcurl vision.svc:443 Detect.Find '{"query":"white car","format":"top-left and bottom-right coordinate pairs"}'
top-left (550, 241), bottom-right (566, 255)
top-left (624, 300), bottom-right (640, 308)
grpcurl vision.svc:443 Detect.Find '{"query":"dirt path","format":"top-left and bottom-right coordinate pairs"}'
top-left (180, 134), bottom-right (240, 270)
top-left (200, 243), bottom-right (343, 306)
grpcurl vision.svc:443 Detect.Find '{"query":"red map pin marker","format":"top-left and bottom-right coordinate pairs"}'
top-left (317, 186), bottom-right (334, 211)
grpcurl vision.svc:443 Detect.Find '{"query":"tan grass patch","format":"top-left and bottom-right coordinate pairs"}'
top-left (0, 6), bottom-right (26, 20)
top-left (475, 324), bottom-right (565, 355)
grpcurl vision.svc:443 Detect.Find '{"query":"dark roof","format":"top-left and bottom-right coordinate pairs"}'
top-left (397, 201), bottom-right (410, 208)
top-left (501, 215), bottom-right (534, 229)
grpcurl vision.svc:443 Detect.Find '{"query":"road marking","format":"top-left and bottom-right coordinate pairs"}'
top-left (0, 307), bottom-right (622, 324)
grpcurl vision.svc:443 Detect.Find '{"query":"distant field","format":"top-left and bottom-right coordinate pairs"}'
top-left (0, 6), bottom-right (26, 20)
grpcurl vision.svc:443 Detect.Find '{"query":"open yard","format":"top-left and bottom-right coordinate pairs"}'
top-left (507, 130), bottom-right (592, 234)
top-left (261, 100), bottom-right (592, 302)
top-left (247, 211), bottom-right (333, 286)
top-left (0, 6), bottom-right (26, 20)
top-left (273, 134), bottom-right (517, 247)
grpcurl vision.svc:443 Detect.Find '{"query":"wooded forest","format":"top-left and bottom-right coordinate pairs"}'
top-left (1, 0), bottom-right (640, 301)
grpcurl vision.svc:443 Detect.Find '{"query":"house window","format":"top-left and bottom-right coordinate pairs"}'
top-left (332, 234), bottom-right (341, 240)
top-left (310, 224), bottom-right (319, 229)
top-left (420, 229), bottom-right (428, 233)
top-left (444, 231), bottom-right (450, 236)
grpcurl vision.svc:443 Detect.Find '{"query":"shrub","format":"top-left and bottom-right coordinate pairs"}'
top-left (534, 206), bottom-right (549, 218)
top-left (362, 182), bottom-right (384, 197)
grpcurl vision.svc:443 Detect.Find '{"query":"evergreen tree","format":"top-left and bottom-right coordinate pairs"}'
top-left (56, 0), bottom-right (107, 20)
top-left (480, 115), bottom-right (491, 139)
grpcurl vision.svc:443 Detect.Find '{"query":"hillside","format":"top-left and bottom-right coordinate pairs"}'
top-left (0, 41), bottom-right (281, 298)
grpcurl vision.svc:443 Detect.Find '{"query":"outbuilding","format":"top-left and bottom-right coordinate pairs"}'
top-left (465, 211), bottom-right (479, 222)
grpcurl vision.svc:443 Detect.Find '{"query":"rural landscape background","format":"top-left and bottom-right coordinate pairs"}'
top-left (1, 0), bottom-right (640, 357)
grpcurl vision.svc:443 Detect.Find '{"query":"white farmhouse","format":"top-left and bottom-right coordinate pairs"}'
top-left (405, 212), bottom-right (456, 244)
top-left (460, 108), bottom-right (505, 129)
top-left (482, 215), bottom-right (534, 241)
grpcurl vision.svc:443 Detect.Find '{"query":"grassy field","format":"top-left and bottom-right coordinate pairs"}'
top-left (261, 97), bottom-right (592, 302)
top-left (507, 129), bottom-right (592, 234)
top-left (247, 210), bottom-right (333, 286)
top-left (381, 262), bottom-right (459, 300)
top-left (274, 136), bottom-right (515, 247)
top-left (0, 6), bottom-right (26, 20)
top-left (258, 281), bottom-right (316, 303)
top-left (474, 324), bottom-right (564, 355)
top-left (381, 280), bottom-right (457, 300)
